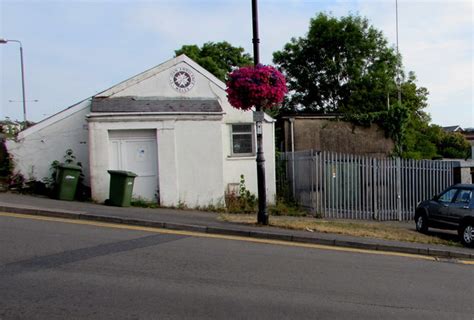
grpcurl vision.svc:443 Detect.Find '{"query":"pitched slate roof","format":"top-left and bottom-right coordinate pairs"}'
top-left (442, 125), bottom-right (463, 132)
top-left (91, 97), bottom-right (222, 113)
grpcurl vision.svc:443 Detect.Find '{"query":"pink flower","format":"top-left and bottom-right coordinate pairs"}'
top-left (226, 64), bottom-right (287, 111)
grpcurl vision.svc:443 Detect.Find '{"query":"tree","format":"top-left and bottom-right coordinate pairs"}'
top-left (438, 131), bottom-right (471, 159)
top-left (273, 13), bottom-right (444, 158)
top-left (402, 123), bottom-right (471, 160)
top-left (273, 13), bottom-right (399, 114)
top-left (175, 42), bottom-right (253, 82)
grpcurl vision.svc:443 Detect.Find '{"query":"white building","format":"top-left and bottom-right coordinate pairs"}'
top-left (7, 55), bottom-right (276, 207)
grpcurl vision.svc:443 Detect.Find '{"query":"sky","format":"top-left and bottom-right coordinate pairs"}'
top-left (1, 0), bottom-right (473, 128)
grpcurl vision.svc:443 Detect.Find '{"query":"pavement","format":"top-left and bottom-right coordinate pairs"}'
top-left (0, 192), bottom-right (472, 260)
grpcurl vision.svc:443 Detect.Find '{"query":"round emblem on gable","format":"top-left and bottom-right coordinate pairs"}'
top-left (170, 67), bottom-right (196, 93)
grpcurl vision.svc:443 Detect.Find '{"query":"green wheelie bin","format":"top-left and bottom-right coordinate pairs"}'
top-left (56, 164), bottom-right (82, 201)
top-left (107, 170), bottom-right (137, 207)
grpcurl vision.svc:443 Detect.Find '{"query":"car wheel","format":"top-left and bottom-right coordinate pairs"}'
top-left (415, 214), bottom-right (428, 233)
top-left (460, 223), bottom-right (474, 248)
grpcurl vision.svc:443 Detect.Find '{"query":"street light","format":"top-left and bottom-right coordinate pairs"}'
top-left (395, 0), bottom-right (402, 106)
top-left (0, 38), bottom-right (28, 125)
top-left (251, 0), bottom-right (268, 225)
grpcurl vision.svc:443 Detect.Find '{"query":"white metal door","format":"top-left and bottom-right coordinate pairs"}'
top-left (108, 130), bottom-right (158, 201)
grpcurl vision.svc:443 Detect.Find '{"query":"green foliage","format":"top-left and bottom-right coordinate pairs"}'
top-left (273, 13), bottom-right (399, 114)
top-left (0, 118), bottom-right (26, 139)
top-left (272, 13), bottom-right (439, 158)
top-left (343, 102), bottom-right (409, 155)
top-left (63, 149), bottom-right (76, 164)
top-left (437, 131), bottom-right (471, 159)
top-left (43, 149), bottom-right (78, 190)
top-left (177, 200), bottom-right (188, 210)
top-left (43, 160), bottom-right (60, 190)
top-left (401, 124), bottom-right (470, 160)
top-left (225, 174), bottom-right (257, 213)
top-left (0, 139), bottom-right (13, 178)
top-left (131, 197), bottom-right (159, 208)
top-left (402, 117), bottom-right (439, 159)
top-left (42, 149), bottom-right (89, 200)
top-left (7, 172), bottom-right (26, 191)
top-left (175, 41), bottom-right (253, 82)
top-left (0, 120), bottom-right (19, 178)
top-left (383, 103), bottom-right (410, 155)
top-left (268, 200), bottom-right (306, 217)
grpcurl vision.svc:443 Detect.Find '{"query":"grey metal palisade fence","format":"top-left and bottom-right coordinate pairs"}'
top-left (279, 150), bottom-right (455, 221)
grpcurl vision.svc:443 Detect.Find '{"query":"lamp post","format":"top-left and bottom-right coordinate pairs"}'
top-left (251, 0), bottom-right (268, 225)
top-left (395, 0), bottom-right (401, 106)
top-left (0, 38), bottom-right (27, 125)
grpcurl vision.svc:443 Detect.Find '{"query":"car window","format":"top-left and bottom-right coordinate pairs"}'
top-left (438, 188), bottom-right (457, 204)
top-left (453, 189), bottom-right (472, 204)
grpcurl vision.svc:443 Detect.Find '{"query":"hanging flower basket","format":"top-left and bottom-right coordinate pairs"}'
top-left (226, 64), bottom-right (287, 111)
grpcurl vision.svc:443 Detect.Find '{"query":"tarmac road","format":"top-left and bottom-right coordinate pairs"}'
top-left (0, 214), bottom-right (472, 320)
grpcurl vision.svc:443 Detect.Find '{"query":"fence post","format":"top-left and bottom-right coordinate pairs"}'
top-left (310, 149), bottom-right (315, 214)
top-left (372, 158), bottom-right (378, 220)
top-left (291, 151), bottom-right (296, 199)
top-left (396, 157), bottom-right (402, 221)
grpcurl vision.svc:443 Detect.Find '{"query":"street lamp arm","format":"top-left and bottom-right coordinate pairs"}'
top-left (0, 39), bottom-right (22, 47)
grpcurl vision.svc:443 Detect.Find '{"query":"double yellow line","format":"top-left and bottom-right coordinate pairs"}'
top-left (1, 212), bottom-right (473, 265)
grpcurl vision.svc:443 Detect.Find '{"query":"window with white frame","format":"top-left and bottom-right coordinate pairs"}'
top-left (231, 124), bottom-right (254, 156)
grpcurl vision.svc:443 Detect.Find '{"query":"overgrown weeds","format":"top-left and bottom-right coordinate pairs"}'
top-left (225, 175), bottom-right (257, 213)
top-left (131, 197), bottom-right (159, 208)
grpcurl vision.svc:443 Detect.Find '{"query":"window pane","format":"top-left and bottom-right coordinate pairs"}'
top-left (233, 134), bottom-right (253, 154)
top-left (454, 190), bottom-right (472, 204)
top-left (232, 124), bottom-right (252, 133)
top-left (439, 189), bottom-right (457, 203)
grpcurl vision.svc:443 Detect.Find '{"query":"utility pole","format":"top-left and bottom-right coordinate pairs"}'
top-left (251, 0), bottom-right (268, 225)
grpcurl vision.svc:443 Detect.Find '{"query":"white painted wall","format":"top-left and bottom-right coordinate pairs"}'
top-left (104, 61), bottom-right (220, 100)
top-left (108, 129), bottom-right (159, 201)
top-left (6, 100), bottom-right (90, 184)
top-left (209, 81), bottom-right (277, 204)
top-left (88, 115), bottom-right (225, 207)
top-left (174, 120), bottom-right (224, 206)
top-left (89, 118), bottom-right (170, 203)
top-left (9, 55), bottom-right (277, 208)
top-left (99, 56), bottom-right (277, 205)
top-left (220, 120), bottom-right (276, 203)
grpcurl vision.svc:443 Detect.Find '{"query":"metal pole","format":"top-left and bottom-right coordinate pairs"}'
top-left (252, 0), bottom-right (260, 66)
top-left (19, 45), bottom-right (27, 124)
top-left (252, 0), bottom-right (268, 225)
top-left (396, 157), bottom-right (402, 221)
top-left (396, 0), bottom-right (402, 105)
top-left (0, 39), bottom-right (27, 126)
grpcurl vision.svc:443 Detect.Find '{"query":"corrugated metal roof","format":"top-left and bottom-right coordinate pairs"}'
top-left (91, 97), bottom-right (222, 113)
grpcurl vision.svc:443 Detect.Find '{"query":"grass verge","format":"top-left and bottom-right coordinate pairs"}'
top-left (218, 214), bottom-right (461, 247)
